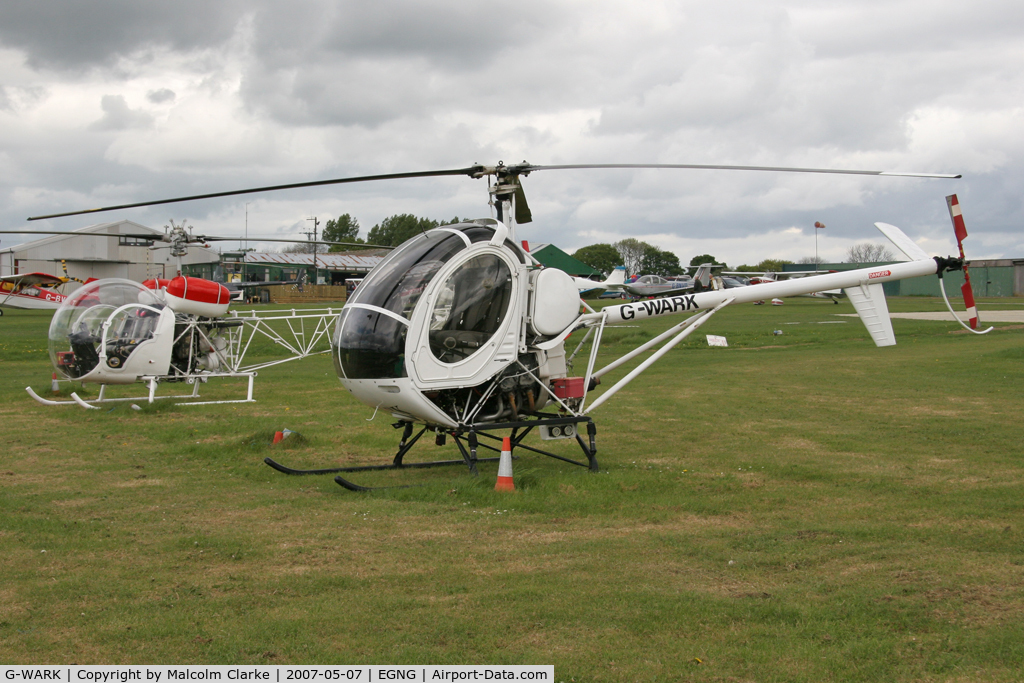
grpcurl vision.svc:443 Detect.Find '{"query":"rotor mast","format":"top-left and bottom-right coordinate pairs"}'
top-left (486, 162), bottom-right (534, 244)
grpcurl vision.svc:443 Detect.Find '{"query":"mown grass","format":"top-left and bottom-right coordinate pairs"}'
top-left (1, 298), bottom-right (1022, 680)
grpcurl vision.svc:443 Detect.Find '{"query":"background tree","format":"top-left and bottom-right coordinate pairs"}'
top-left (754, 258), bottom-right (793, 272)
top-left (323, 214), bottom-right (362, 251)
top-left (798, 255), bottom-right (827, 265)
top-left (365, 215), bottom-right (461, 247)
top-left (846, 243), bottom-right (895, 263)
top-left (689, 254), bottom-right (727, 268)
top-left (573, 243), bottom-right (623, 275)
top-left (614, 238), bottom-right (653, 276)
top-left (640, 245), bottom-right (684, 276)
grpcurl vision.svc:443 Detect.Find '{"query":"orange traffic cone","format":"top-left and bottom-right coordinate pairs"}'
top-left (51, 373), bottom-right (60, 395)
top-left (272, 431), bottom-right (285, 444)
top-left (495, 437), bottom-right (515, 491)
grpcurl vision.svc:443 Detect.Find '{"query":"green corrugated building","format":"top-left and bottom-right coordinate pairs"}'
top-left (527, 243), bottom-right (604, 278)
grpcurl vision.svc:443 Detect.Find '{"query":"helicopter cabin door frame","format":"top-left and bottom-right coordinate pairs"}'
top-left (408, 244), bottom-right (523, 386)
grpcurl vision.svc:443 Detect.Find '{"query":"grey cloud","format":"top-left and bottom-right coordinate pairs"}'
top-left (235, 2), bottom-right (582, 127)
top-left (249, 1), bottom-right (566, 69)
top-left (0, 0), bottom-right (249, 71)
top-left (89, 95), bottom-right (154, 130)
top-left (147, 88), bottom-right (176, 104)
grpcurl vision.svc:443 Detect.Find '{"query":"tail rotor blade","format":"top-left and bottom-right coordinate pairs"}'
top-left (947, 194), bottom-right (969, 247)
top-left (961, 281), bottom-right (979, 330)
top-left (945, 194), bottom-right (989, 333)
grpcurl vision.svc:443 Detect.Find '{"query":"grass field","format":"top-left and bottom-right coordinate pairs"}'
top-left (1, 297), bottom-right (1023, 681)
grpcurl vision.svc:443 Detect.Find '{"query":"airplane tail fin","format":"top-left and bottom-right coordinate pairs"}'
top-left (604, 266), bottom-right (626, 287)
top-left (692, 263), bottom-right (713, 291)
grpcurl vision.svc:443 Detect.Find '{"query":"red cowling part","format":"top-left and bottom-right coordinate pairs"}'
top-left (166, 277), bottom-right (231, 305)
top-left (142, 278), bottom-right (172, 290)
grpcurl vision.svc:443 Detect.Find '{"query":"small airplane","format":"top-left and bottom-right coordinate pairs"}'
top-left (574, 266), bottom-right (627, 296)
top-left (722, 270), bottom-right (845, 303)
top-left (577, 265), bottom-right (720, 298)
top-left (621, 273), bottom-right (695, 298)
top-left (15, 161), bottom-right (985, 492)
top-left (0, 272), bottom-right (74, 314)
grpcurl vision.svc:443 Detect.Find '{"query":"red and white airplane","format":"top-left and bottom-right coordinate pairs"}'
top-left (0, 272), bottom-right (76, 315)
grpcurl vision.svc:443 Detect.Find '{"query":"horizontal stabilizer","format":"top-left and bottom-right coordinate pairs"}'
top-left (875, 222), bottom-right (930, 261)
top-left (844, 282), bottom-right (896, 347)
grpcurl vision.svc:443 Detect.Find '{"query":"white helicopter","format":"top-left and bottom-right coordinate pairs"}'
top-left (3, 221), bottom-right (379, 409)
top-left (19, 162), bottom-right (986, 490)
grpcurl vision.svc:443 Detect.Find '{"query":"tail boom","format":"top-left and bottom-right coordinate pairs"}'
top-left (601, 258), bottom-right (937, 327)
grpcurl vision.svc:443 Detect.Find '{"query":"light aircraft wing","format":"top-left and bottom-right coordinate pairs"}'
top-left (0, 272), bottom-right (66, 288)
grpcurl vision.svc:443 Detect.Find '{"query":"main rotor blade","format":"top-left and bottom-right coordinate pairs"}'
top-left (27, 166), bottom-right (484, 221)
top-left (25, 160), bottom-right (960, 223)
top-left (0, 229), bottom-right (391, 250)
top-left (200, 236), bottom-right (393, 249)
top-left (518, 163), bottom-right (961, 179)
top-left (0, 229), bottom-right (170, 241)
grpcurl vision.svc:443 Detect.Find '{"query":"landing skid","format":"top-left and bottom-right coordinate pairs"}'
top-left (26, 372), bottom-right (256, 408)
top-left (265, 414), bottom-right (599, 491)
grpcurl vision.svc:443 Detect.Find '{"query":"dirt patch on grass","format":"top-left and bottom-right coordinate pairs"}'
top-left (51, 498), bottom-right (94, 508)
top-left (905, 405), bottom-right (961, 418)
top-left (923, 585), bottom-right (1023, 628)
top-left (113, 478), bottom-right (168, 488)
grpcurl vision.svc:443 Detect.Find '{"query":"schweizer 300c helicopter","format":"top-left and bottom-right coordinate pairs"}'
top-left (18, 163), bottom-right (987, 490)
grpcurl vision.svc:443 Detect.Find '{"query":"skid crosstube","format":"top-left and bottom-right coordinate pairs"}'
top-left (264, 414), bottom-right (598, 490)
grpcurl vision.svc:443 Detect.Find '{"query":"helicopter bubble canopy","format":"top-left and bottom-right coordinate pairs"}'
top-left (48, 278), bottom-right (172, 382)
top-left (333, 221), bottom-right (521, 381)
top-left (332, 221), bottom-right (531, 427)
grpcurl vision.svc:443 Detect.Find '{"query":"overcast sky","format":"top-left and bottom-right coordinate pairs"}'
top-left (1, 0), bottom-right (1021, 267)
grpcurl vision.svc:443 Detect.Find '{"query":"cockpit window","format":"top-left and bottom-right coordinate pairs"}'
top-left (348, 230), bottom-right (469, 320)
top-left (334, 227), bottom-right (473, 379)
top-left (332, 306), bottom-right (410, 379)
top-left (48, 278), bottom-right (159, 380)
top-left (429, 254), bottom-right (513, 364)
top-left (332, 223), bottom-right (523, 379)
